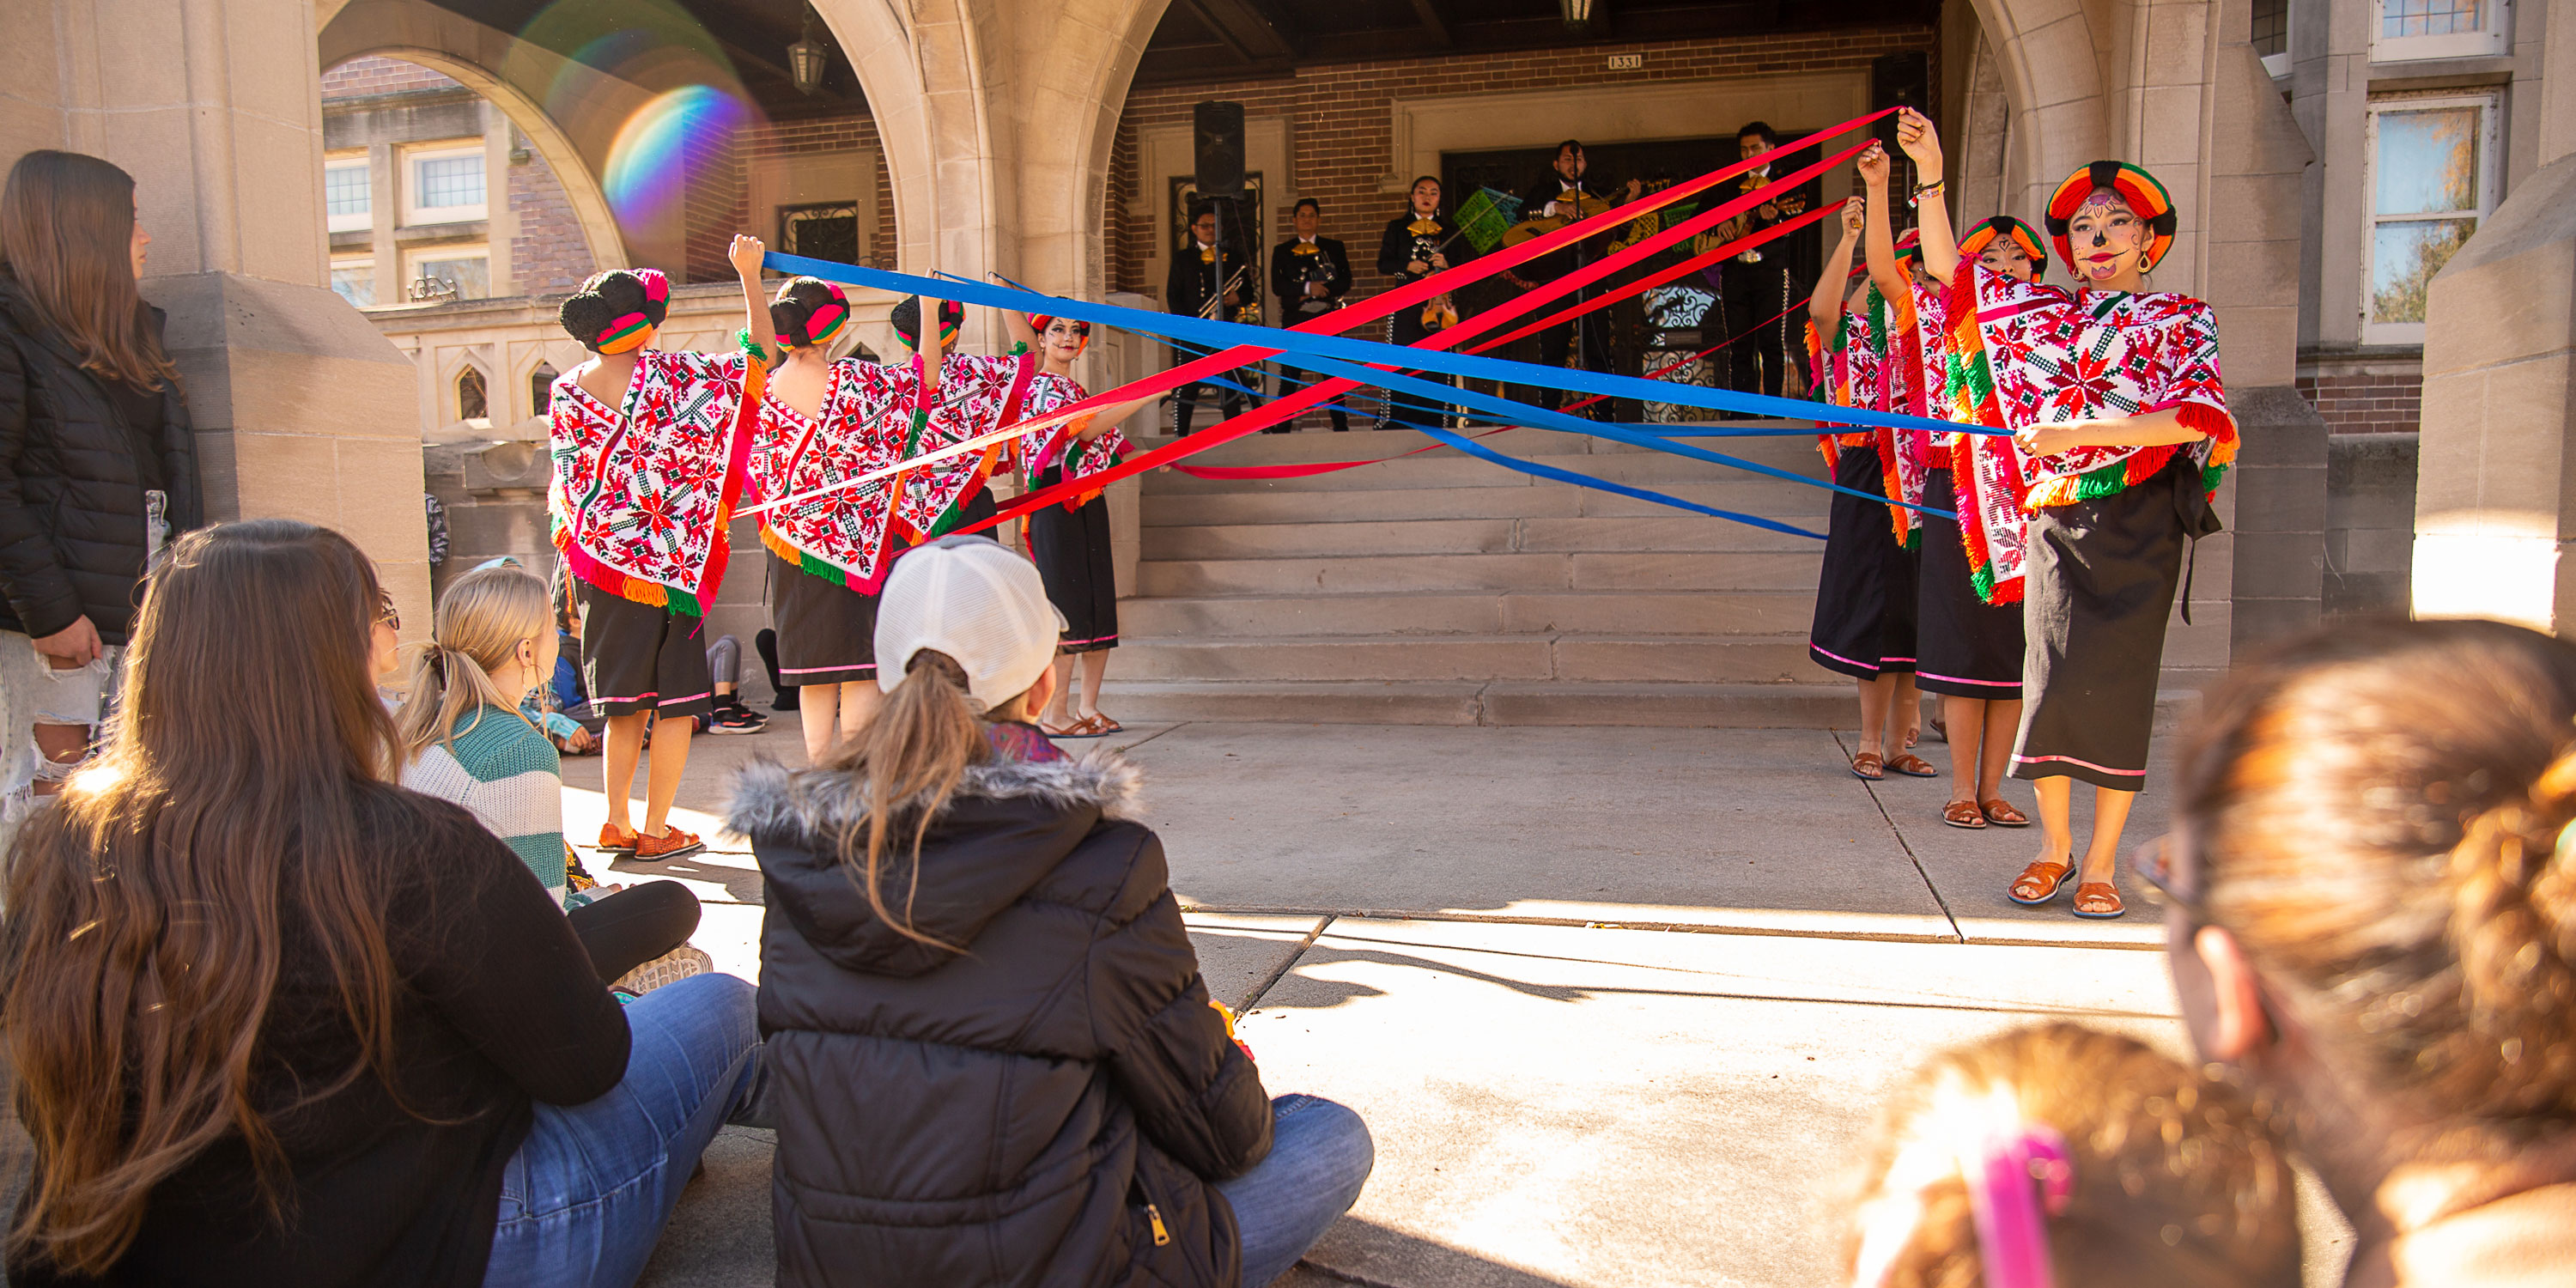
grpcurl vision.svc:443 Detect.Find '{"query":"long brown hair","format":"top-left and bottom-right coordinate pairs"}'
top-left (820, 650), bottom-right (993, 948)
top-left (2178, 618), bottom-right (2576, 1148)
top-left (2, 520), bottom-right (407, 1274)
top-left (0, 150), bottom-right (179, 390)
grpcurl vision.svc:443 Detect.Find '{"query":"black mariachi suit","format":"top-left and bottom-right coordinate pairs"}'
top-left (1268, 234), bottom-right (1353, 432)
top-left (1513, 176), bottom-right (1619, 418)
top-left (1375, 211), bottom-right (1472, 430)
top-left (1164, 239), bottom-right (1259, 435)
top-left (1710, 168), bottom-right (1811, 404)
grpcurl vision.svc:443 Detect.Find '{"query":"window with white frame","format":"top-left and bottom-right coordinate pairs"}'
top-left (403, 143), bottom-right (487, 224)
top-left (2252, 0), bottom-right (2289, 76)
top-left (325, 155), bottom-right (371, 233)
top-left (404, 246), bottom-right (490, 302)
top-left (2372, 0), bottom-right (2510, 61)
top-left (329, 257), bottom-right (376, 307)
top-left (2361, 92), bottom-right (2498, 343)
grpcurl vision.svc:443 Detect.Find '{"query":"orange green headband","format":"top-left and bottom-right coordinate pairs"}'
top-left (1959, 216), bottom-right (2047, 278)
top-left (2044, 161), bottom-right (2176, 274)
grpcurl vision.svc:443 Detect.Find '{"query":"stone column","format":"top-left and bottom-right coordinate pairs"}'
top-left (2411, 155), bottom-right (2576, 632)
top-left (7, 0), bottom-right (431, 631)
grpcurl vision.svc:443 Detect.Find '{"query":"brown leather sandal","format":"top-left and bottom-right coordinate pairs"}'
top-left (1886, 753), bottom-right (1940, 778)
top-left (2008, 860), bottom-right (2074, 904)
top-left (1850, 751), bottom-right (1886, 781)
top-left (1941, 799), bottom-right (1988, 829)
top-left (1980, 798), bottom-right (2031, 827)
top-left (2073, 882), bottom-right (2126, 919)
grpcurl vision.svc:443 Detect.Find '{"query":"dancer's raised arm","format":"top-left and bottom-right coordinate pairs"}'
top-left (727, 234), bottom-right (768, 354)
top-left (1895, 109), bottom-right (1958, 285)
top-left (1809, 197), bottom-right (1864, 334)
top-left (1859, 143), bottom-right (1905, 304)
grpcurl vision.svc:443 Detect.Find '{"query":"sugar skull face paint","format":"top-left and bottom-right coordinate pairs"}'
top-left (2069, 189), bottom-right (2149, 284)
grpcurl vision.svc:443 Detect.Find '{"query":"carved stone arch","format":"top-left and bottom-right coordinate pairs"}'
top-left (1955, 0), bottom-right (2112, 219)
top-left (319, 0), bottom-right (640, 274)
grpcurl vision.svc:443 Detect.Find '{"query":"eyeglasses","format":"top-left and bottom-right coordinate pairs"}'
top-left (374, 591), bottom-right (399, 633)
top-left (2130, 832), bottom-right (2202, 916)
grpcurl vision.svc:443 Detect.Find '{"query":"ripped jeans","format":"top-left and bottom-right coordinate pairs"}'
top-left (0, 631), bottom-right (116, 823)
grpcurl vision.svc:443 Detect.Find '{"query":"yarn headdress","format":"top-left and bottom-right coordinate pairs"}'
top-left (560, 269), bottom-right (671, 354)
top-left (1893, 228), bottom-right (1923, 270)
top-left (890, 295), bottom-right (965, 352)
top-left (1959, 216), bottom-right (2048, 278)
top-left (770, 276), bottom-right (849, 350)
top-left (2044, 162), bottom-right (2175, 275)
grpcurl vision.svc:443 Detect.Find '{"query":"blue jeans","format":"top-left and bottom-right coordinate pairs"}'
top-left (1217, 1095), bottom-right (1374, 1288)
top-left (483, 972), bottom-right (769, 1288)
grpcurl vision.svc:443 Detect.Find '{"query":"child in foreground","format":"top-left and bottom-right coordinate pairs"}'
top-left (1847, 1023), bottom-right (2299, 1288)
top-left (730, 533), bottom-right (1373, 1287)
top-left (395, 562), bottom-right (707, 992)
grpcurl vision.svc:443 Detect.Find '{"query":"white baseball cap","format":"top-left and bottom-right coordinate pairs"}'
top-left (874, 534), bottom-right (1066, 708)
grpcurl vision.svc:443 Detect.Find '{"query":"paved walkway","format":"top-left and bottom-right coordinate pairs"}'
top-left (558, 720), bottom-right (2352, 1287)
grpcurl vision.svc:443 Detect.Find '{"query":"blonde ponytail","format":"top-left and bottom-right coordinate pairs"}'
top-left (393, 565), bottom-right (553, 762)
top-left (821, 649), bottom-right (987, 948)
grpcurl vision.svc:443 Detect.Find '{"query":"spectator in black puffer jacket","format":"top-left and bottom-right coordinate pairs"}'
top-left (729, 534), bottom-right (1373, 1288)
top-left (0, 150), bottom-right (202, 817)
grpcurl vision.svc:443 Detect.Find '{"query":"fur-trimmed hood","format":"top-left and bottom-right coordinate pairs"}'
top-left (726, 749), bottom-right (1143, 841)
top-left (728, 749), bottom-right (1147, 979)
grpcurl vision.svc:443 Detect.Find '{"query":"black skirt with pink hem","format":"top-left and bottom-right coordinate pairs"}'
top-left (1807, 446), bottom-right (1918, 680)
top-left (1913, 468), bottom-right (2025, 700)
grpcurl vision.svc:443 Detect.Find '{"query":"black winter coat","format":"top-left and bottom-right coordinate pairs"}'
top-left (729, 745), bottom-right (1274, 1288)
top-left (0, 273), bottom-right (202, 645)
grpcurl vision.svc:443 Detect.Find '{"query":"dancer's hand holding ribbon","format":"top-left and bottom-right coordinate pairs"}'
top-left (2014, 422), bottom-right (2086, 458)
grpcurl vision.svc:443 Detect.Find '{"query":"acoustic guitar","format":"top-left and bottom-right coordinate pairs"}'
top-left (1499, 190), bottom-right (1619, 248)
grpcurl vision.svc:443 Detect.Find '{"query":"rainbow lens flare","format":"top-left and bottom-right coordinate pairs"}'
top-left (603, 84), bottom-right (755, 229)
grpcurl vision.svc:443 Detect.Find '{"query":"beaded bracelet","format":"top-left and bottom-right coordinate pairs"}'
top-left (1908, 179), bottom-right (1946, 210)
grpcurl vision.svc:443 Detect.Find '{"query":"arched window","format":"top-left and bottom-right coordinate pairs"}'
top-left (531, 363), bottom-right (558, 418)
top-left (457, 367), bottom-right (488, 422)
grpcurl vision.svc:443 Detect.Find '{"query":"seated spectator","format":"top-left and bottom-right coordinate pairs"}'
top-left (394, 561), bottom-right (708, 994)
top-left (0, 519), bottom-right (767, 1288)
top-left (1846, 1023), bottom-right (2298, 1288)
top-left (729, 533), bottom-right (1372, 1287)
top-left (2170, 617), bottom-right (2576, 1286)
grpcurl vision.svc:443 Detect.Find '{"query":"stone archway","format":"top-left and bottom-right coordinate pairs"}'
top-left (319, 0), bottom-right (643, 273)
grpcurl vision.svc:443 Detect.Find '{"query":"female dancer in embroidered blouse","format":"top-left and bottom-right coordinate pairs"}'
top-left (1000, 310), bottom-right (1151, 738)
top-left (1892, 107), bottom-right (2235, 919)
top-left (756, 277), bottom-right (945, 762)
top-left (1806, 164), bottom-right (1933, 783)
top-left (550, 234), bottom-right (769, 862)
top-left (1863, 178), bottom-right (2045, 831)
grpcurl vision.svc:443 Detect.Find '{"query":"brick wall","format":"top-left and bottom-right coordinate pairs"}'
top-left (684, 114), bottom-right (898, 283)
top-left (321, 55), bottom-right (461, 100)
top-left (2297, 366), bottom-right (2423, 435)
top-left (509, 137), bottom-right (596, 294)
top-left (1106, 29), bottom-right (1937, 301)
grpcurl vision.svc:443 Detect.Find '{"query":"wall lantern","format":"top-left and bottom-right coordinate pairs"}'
top-left (787, 8), bottom-right (830, 96)
top-left (1560, 0), bottom-right (1596, 33)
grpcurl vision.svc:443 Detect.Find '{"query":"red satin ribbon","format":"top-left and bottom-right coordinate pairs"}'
top-left (1173, 295), bottom-right (1810, 482)
top-left (955, 107), bottom-right (1892, 538)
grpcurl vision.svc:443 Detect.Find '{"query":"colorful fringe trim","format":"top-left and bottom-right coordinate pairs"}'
top-left (758, 521), bottom-right (893, 595)
top-left (1940, 264), bottom-right (2028, 606)
top-left (2020, 402), bottom-right (2239, 510)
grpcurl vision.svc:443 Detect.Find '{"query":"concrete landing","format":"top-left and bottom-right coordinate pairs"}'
top-left (567, 717), bottom-right (2269, 1286)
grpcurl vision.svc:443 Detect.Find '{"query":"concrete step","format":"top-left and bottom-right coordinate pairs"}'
top-left (1112, 634), bottom-right (1834, 683)
top-left (1143, 514), bottom-right (1820, 561)
top-left (1133, 422), bottom-right (1826, 469)
top-left (1118, 591), bottom-right (1818, 639)
top-left (1133, 550), bottom-right (1824, 596)
top-left (1139, 478), bottom-right (1821, 527)
top-left (1138, 429), bottom-right (1832, 495)
top-left (1092, 679), bottom-right (1856, 727)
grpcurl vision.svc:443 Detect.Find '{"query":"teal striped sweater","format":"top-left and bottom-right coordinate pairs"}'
top-left (401, 704), bottom-right (568, 905)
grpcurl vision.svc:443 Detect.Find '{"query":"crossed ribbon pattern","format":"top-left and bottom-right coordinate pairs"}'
top-left (738, 107), bottom-right (2001, 544)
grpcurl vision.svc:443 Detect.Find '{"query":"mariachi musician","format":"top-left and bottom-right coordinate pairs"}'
top-left (1164, 199), bottom-right (1261, 436)
top-left (1376, 175), bottom-right (1475, 430)
top-left (1503, 140), bottom-right (1639, 419)
top-left (1704, 120), bottom-right (1814, 409)
top-left (1270, 197), bottom-right (1354, 432)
